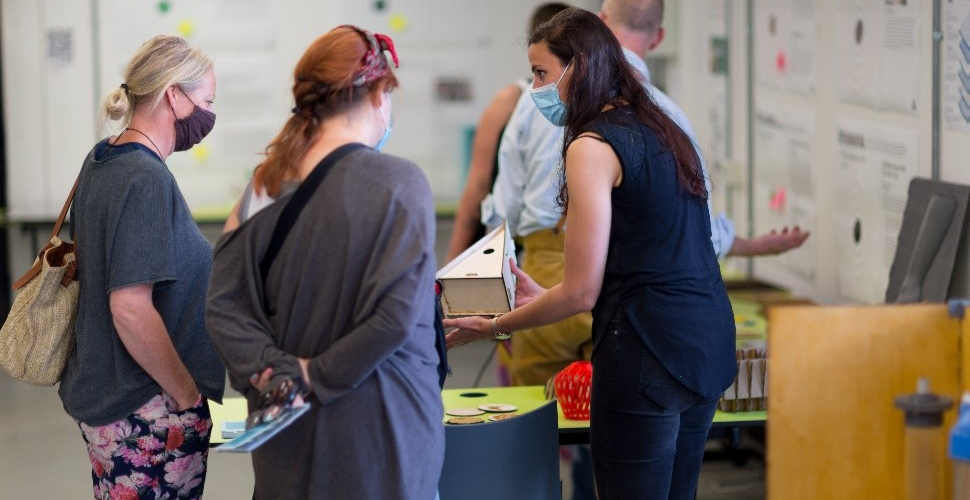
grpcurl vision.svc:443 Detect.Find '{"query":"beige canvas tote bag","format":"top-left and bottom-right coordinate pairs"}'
top-left (0, 178), bottom-right (79, 385)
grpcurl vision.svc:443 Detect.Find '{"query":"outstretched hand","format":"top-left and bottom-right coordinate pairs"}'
top-left (442, 315), bottom-right (494, 350)
top-left (510, 259), bottom-right (545, 308)
top-left (755, 226), bottom-right (810, 255)
top-left (442, 259), bottom-right (547, 351)
top-left (729, 226), bottom-right (811, 257)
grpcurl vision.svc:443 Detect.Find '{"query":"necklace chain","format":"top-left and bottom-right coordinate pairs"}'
top-left (123, 127), bottom-right (163, 160)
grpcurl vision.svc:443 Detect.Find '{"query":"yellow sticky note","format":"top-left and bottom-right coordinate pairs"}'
top-left (177, 20), bottom-right (196, 38)
top-left (388, 13), bottom-right (409, 33)
top-left (191, 143), bottom-right (210, 162)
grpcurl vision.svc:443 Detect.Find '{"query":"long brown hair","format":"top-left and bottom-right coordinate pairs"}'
top-left (529, 8), bottom-right (705, 208)
top-left (255, 26), bottom-right (399, 196)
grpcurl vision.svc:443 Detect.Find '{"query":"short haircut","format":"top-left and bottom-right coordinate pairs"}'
top-left (601, 0), bottom-right (663, 34)
top-left (529, 2), bottom-right (572, 34)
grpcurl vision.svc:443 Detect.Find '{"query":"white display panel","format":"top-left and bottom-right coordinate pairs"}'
top-left (833, 118), bottom-right (919, 304)
top-left (754, 0), bottom-right (818, 95)
top-left (751, 99), bottom-right (818, 289)
top-left (835, 0), bottom-right (922, 114)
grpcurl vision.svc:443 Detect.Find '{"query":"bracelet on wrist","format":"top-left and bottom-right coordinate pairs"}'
top-left (490, 316), bottom-right (511, 340)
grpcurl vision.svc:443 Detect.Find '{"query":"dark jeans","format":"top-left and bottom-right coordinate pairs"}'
top-left (590, 316), bottom-right (719, 500)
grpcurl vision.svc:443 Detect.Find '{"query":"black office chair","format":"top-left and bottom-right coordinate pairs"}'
top-left (438, 401), bottom-right (560, 500)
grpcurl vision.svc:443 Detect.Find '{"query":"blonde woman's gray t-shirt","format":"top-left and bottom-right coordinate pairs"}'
top-left (59, 140), bottom-right (225, 426)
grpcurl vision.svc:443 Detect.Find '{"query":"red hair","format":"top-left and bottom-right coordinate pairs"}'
top-left (255, 26), bottom-right (399, 196)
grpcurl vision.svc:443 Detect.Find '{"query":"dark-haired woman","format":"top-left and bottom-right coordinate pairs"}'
top-left (206, 25), bottom-right (443, 499)
top-left (443, 8), bottom-right (736, 500)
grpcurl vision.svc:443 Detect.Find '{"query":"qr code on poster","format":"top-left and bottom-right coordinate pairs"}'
top-left (47, 28), bottom-right (73, 66)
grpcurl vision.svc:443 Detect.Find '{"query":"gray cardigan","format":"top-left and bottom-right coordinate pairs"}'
top-left (206, 147), bottom-right (443, 499)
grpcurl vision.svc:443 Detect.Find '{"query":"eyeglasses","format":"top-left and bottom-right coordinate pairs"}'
top-left (245, 378), bottom-right (306, 429)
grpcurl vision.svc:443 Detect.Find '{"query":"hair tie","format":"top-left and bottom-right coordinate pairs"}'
top-left (119, 83), bottom-right (129, 91)
top-left (291, 106), bottom-right (301, 115)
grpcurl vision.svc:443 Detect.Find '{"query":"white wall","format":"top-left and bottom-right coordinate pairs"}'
top-left (2, 0), bottom-right (97, 220)
top-left (0, 0), bottom-right (605, 285)
top-left (1, 0), bottom-right (600, 220)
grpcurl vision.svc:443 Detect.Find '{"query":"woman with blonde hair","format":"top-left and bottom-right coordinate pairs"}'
top-left (207, 25), bottom-right (444, 499)
top-left (60, 34), bottom-right (225, 499)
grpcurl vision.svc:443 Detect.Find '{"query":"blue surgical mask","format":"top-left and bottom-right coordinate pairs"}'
top-left (375, 97), bottom-right (392, 152)
top-left (530, 60), bottom-right (571, 126)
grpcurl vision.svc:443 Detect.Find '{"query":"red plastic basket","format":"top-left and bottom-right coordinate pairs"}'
top-left (554, 361), bottom-right (592, 420)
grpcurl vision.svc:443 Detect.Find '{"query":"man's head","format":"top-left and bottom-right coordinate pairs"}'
top-left (529, 2), bottom-right (572, 35)
top-left (598, 0), bottom-right (665, 55)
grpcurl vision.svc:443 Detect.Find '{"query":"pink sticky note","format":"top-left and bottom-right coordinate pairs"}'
top-left (769, 187), bottom-right (787, 212)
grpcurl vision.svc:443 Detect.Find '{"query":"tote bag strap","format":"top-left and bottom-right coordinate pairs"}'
top-left (49, 176), bottom-right (79, 243)
top-left (12, 175), bottom-right (80, 290)
top-left (260, 143), bottom-right (366, 285)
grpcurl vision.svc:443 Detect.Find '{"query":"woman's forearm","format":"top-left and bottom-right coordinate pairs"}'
top-left (111, 286), bottom-right (199, 409)
top-left (495, 281), bottom-right (592, 334)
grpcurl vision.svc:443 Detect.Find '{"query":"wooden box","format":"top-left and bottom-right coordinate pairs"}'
top-left (436, 222), bottom-right (516, 318)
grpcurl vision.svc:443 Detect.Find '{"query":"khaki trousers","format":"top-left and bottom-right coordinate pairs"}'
top-left (505, 227), bottom-right (593, 386)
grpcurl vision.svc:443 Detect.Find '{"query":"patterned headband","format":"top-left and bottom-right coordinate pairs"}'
top-left (337, 25), bottom-right (399, 87)
top-left (290, 26), bottom-right (399, 116)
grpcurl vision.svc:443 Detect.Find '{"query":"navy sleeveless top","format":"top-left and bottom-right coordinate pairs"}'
top-left (583, 107), bottom-right (737, 399)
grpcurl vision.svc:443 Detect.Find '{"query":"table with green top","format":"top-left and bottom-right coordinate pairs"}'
top-left (441, 385), bottom-right (766, 446)
top-left (209, 385), bottom-right (766, 447)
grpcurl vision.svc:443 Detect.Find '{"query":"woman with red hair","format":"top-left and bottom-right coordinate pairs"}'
top-left (207, 26), bottom-right (443, 499)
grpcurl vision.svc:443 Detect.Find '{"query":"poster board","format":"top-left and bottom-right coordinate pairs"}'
top-left (677, 0), bottom-right (937, 304)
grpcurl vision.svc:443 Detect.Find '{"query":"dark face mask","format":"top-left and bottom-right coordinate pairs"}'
top-left (173, 91), bottom-right (216, 152)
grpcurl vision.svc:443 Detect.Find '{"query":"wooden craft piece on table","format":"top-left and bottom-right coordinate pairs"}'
top-left (748, 357), bottom-right (766, 411)
top-left (735, 355), bottom-right (752, 408)
top-left (718, 347), bottom-right (768, 412)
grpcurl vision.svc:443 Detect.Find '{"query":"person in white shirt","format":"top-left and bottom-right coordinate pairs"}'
top-left (445, 3), bottom-right (571, 263)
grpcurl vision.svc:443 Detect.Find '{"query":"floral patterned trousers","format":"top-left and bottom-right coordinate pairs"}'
top-left (77, 392), bottom-right (212, 500)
